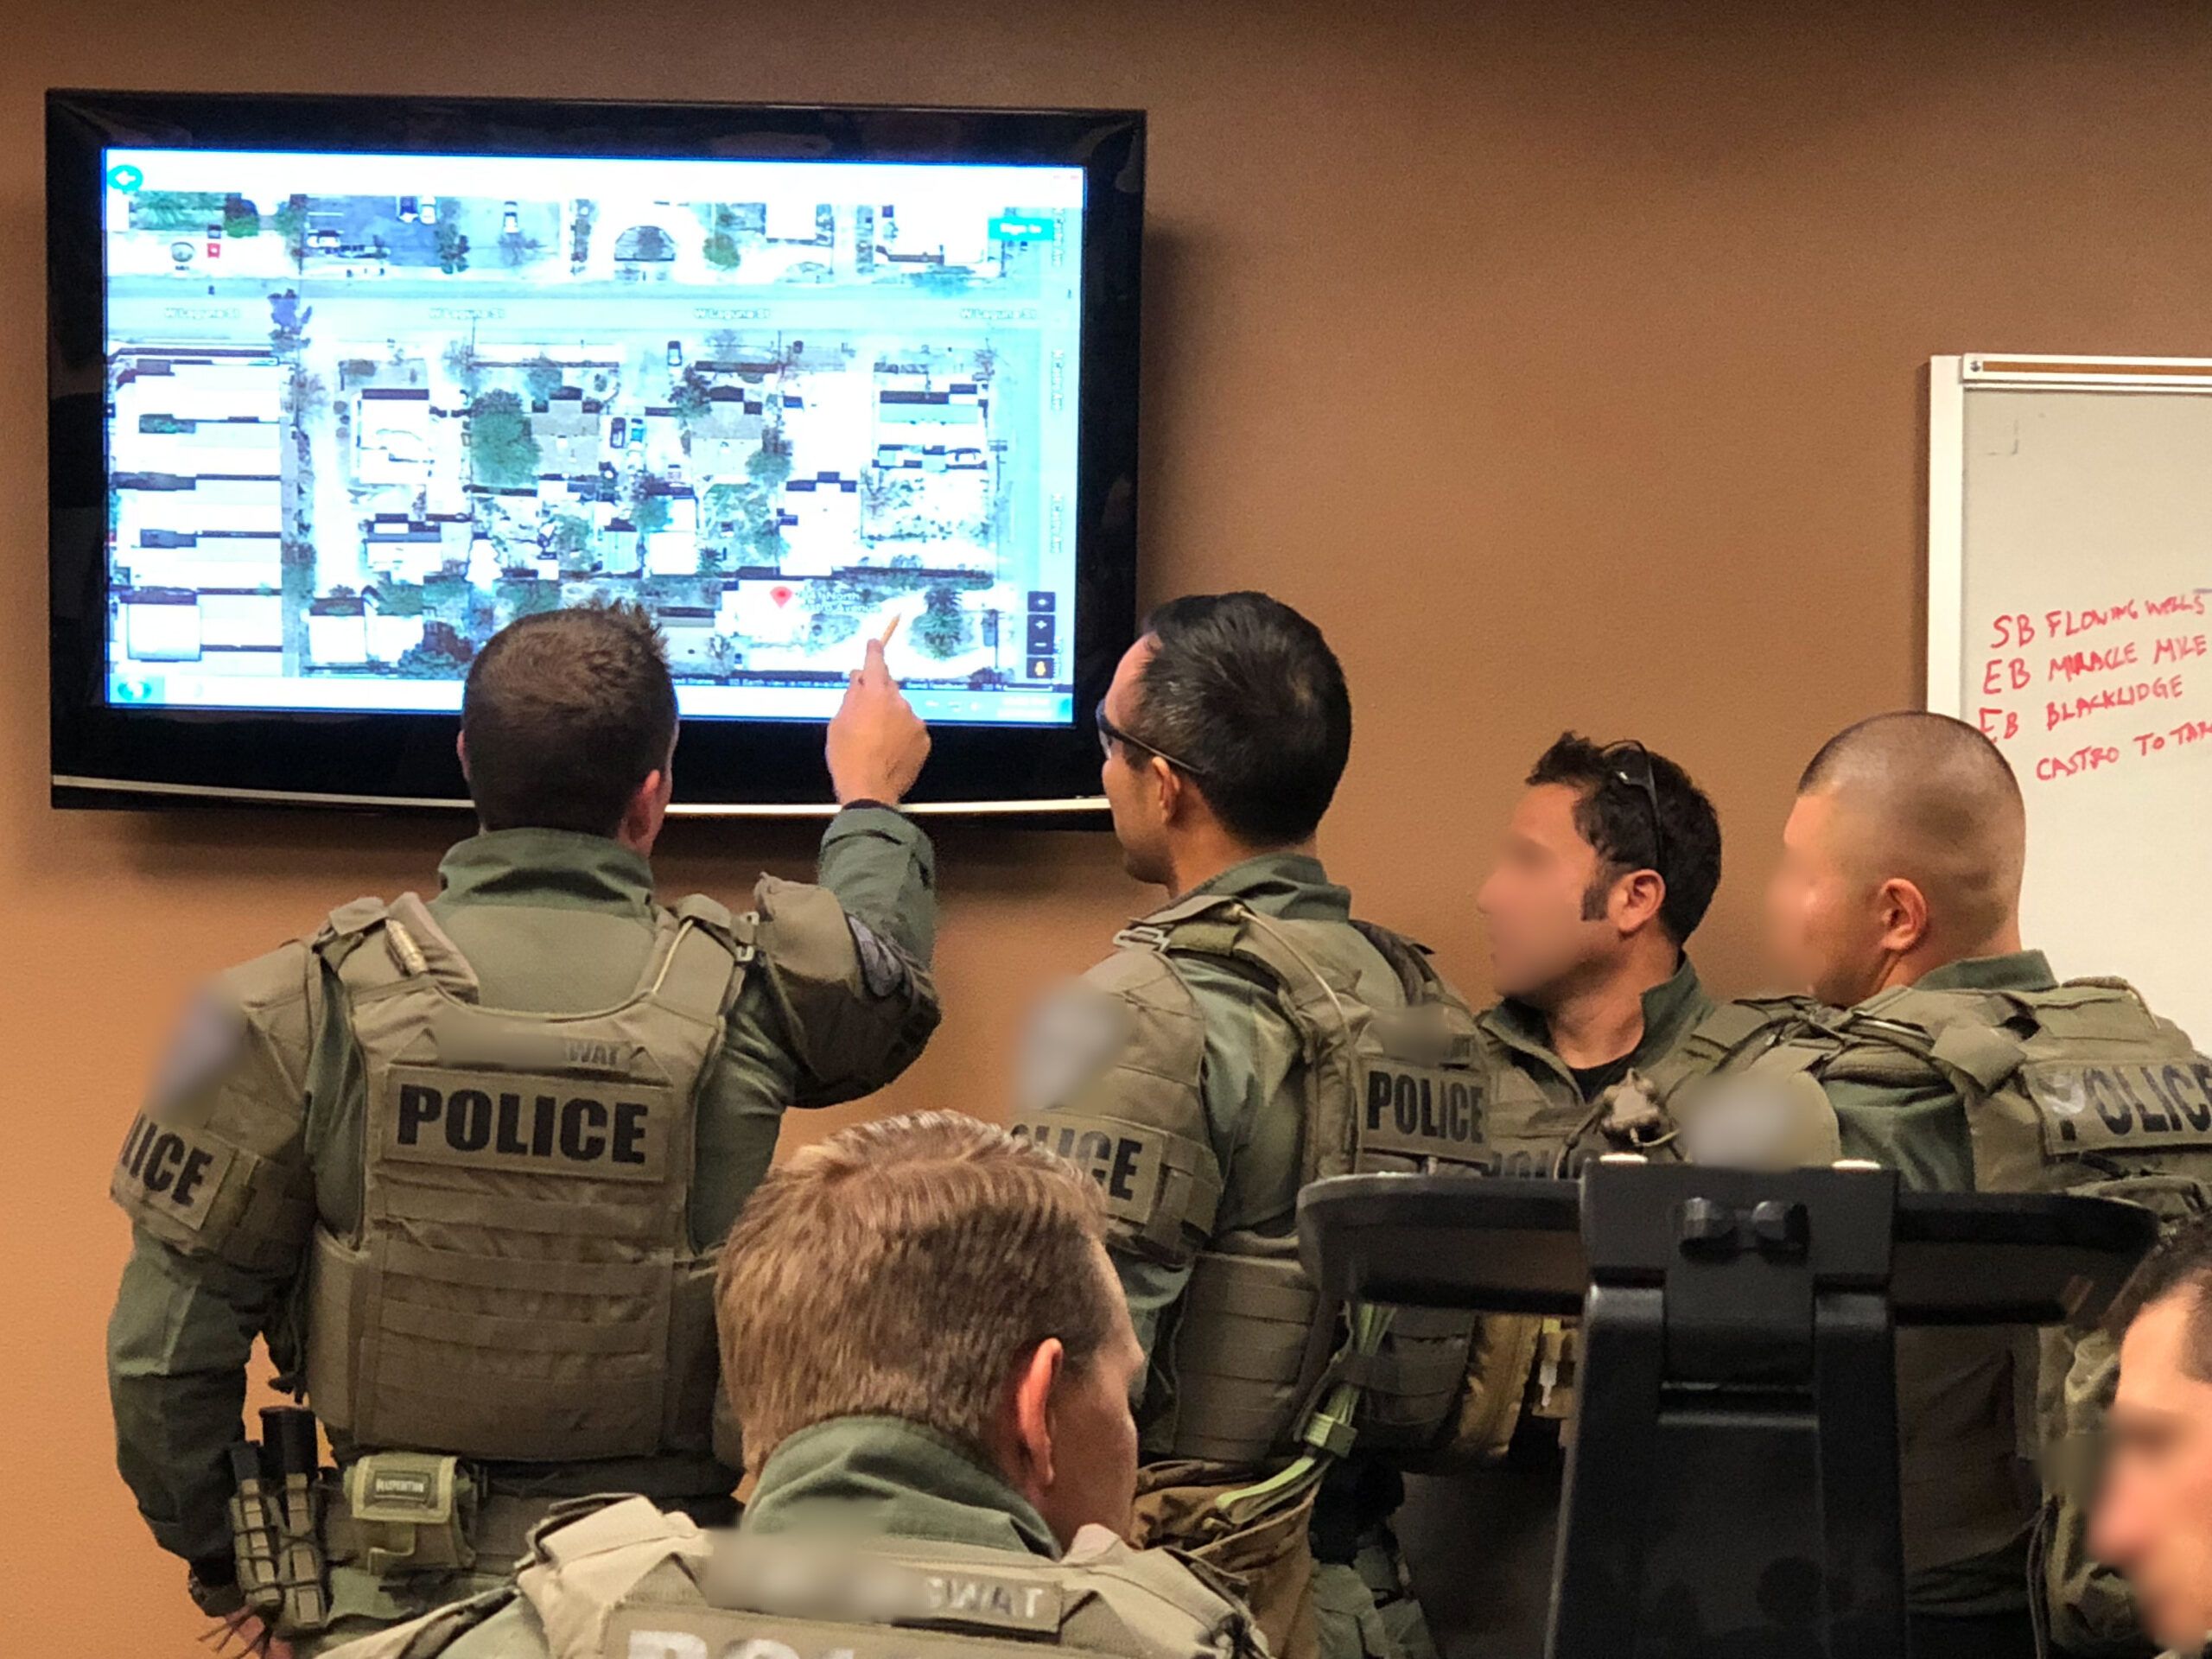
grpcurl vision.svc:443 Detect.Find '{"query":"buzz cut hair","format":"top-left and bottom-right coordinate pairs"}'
top-left (1795, 711), bottom-right (2027, 946)
top-left (1797, 710), bottom-right (2024, 810)
top-left (715, 1111), bottom-right (1119, 1473)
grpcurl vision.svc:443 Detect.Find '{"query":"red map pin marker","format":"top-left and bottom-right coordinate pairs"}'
top-left (771, 585), bottom-right (793, 607)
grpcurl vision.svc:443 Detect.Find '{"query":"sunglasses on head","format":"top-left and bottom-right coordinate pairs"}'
top-left (1604, 740), bottom-right (1668, 874)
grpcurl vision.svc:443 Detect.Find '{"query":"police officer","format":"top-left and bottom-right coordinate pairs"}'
top-left (1644, 712), bottom-right (2212, 1659)
top-left (2088, 1213), bottom-right (2212, 1659)
top-left (1014, 593), bottom-right (1489, 1659)
top-left (1472, 734), bottom-right (1726, 1140)
top-left (108, 601), bottom-right (943, 1652)
top-left (1402, 733), bottom-right (1724, 1654)
top-left (318, 1112), bottom-right (1268, 1659)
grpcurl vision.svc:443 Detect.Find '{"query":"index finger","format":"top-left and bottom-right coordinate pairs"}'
top-left (858, 635), bottom-right (892, 685)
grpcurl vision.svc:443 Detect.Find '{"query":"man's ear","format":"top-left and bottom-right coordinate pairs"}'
top-left (1611, 868), bottom-right (1667, 938)
top-left (1148, 755), bottom-right (1186, 825)
top-left (1873, 877), bottom-right (1931, 957)
top-left (620, 766), bottom-right (671, 851)
top-left (1011, 1337), bottom-right (1065, 1497)
top-left (455, 730), bottom-right (471, 784)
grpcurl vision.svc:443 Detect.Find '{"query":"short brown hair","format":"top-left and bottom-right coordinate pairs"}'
top-left (460, 601), bottom-right (678, 836)
top-left (716, 1111), bottom-right (1117, 1471)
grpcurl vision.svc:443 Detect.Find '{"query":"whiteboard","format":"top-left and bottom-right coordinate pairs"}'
top-left (1929, 355), bottom-right (2212, 1046)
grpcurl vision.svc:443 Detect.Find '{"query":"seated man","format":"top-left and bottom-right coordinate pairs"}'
top-left (328, 1111), bottom-right (1268, 1659)
top-left (2091, 1212), bottom-right (2212, 1659)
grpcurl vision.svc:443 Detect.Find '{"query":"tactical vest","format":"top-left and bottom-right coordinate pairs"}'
top-left (1649, 977), bottom-right (2212, 1596)
top-left (1460, 1018), bottom-right (1707, 1454)
top-left (1064, 895), bottom-right (1491, 1471)
top-left (328, 1496), bottom-right (1264, 1659)
top-left (302, 892), bottom-right (752, 1465)
top-left (599, 1497), bottom-right (1261, 1659)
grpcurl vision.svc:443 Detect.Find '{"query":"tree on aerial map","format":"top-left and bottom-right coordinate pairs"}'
top-left (670, 368), bottom-right (713, 427)
top-left (524, 356), bottom-right (565, 404)
top-left (437, 222), bottom-right (471, 275)
top-left (467, 390), bottom-right (540, 489)
top-left (631, 491), bottom-right (672, 537)
top-left (747, 442), bottom-right (793, 491)
top-left (394, 623), bottom-right (475, 679)
top-left (913, 583), bottom-right (972, 661)
top-left (273, 196), bottom-right (308, 268)
top-left (543, 514), bottom-right (596, 573)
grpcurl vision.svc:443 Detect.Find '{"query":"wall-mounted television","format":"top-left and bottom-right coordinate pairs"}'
top-left (48, 91), bottom-right (1142, 816)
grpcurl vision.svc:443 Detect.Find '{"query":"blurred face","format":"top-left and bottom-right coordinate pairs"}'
top-left (2092, 1294), bottom-right (2212, 1652)
top-left (1477, 783), bottom-right (1618, 1003)
top-left (1098, 637), bottom-right (1173, 887)
top-left (1032, 1244), bottom-right (1146, 1547)
top-left (1765, 791), bottom-right (1891, 1006)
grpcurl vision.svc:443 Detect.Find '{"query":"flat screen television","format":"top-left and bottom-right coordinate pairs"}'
top-left (47, 91), bottom-right (1142, 816)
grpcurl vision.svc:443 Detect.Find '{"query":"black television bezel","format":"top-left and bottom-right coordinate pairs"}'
top-left (48, 89), bottom-right (1142, 817)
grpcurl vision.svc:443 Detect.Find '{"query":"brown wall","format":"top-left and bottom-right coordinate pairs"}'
top-left (9, 0), bottom-right (2212, 1637)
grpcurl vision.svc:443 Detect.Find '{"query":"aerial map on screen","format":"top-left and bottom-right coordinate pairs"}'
top-left (99, 147), bottom-right (1084, 725)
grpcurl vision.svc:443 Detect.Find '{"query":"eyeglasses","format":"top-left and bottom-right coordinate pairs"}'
top-left (1095, 703), bottom-right (1211, 776)
top-left (1605, 740), bottom-right (1668, 874)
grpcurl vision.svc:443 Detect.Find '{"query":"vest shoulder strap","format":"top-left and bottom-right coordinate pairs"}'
top-left (1622, 999), bottom-right (1802, 1111)
top-left (1116, 892), bottom-right (1248, 961)
top-left (670, 892), bottom-right (764, 950)
top-left (1058, 1525), bottom-right (1262, 1650)
top-left (1349, 918), bottom-right (1446, 1006)
top-left (1929, 1017), bottom-right (2030, 1094)
top-left (648, 897), bottom-right (756, 1027)
top-left (518, 1496), bottom-right (713, 1652)
top-left (314, 893), bottom-right (481, 1002)
top-left (1700, 999), bottom-right (1802, 1050)
top-left (316, 894), bottom-right (392, 946)
top-left (1828, 988), bottom-right (2027, 1098)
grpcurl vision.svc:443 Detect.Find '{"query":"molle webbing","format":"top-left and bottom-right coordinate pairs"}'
top-left (1145, 900), bottom-right (1484, 1465)
top-left (305, 893), bottom-right (742, 1464)
top-left (1166, 1243), bottom-right (1330, 1465)
top-left (1722, 978), bottom-right (2212, 1592)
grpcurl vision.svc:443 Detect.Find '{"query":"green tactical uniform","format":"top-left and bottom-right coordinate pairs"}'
top-left (1398, 958), bottom-right (1716, 1655)
top-left (108, 810), bottom-right (940, 1649)
top-left (315, 1416), bottom-right (1268, 1659)
top-left (1014, 854), bottom-right (1497, 1659)
top-left (1639, 951), bottom-right (2212, 1652)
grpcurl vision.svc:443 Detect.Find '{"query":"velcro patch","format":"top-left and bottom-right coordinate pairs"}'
top-left (1010, 1113), bottom-right (1168, 1224)
top-left (847, 917), bottom-right (912, 1001)
top-left (113, 1111), bottom-right (236, 1230)
top-left (429, 1014), bottom-right (655, 1079)
top-left (1015, 982), bottom-right (1131, 1114)
top-left (700, 1542), bottom-right (1067, 1637)
top-left (146, 988), bottom-right (246, 1116)
top-left (2027, 1060), bottom-right (2212, 1158)
top-left (1355, 1061), bottom-right (1492, 1166)
top-left (379, 1067), bottom-right (673, 1182)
